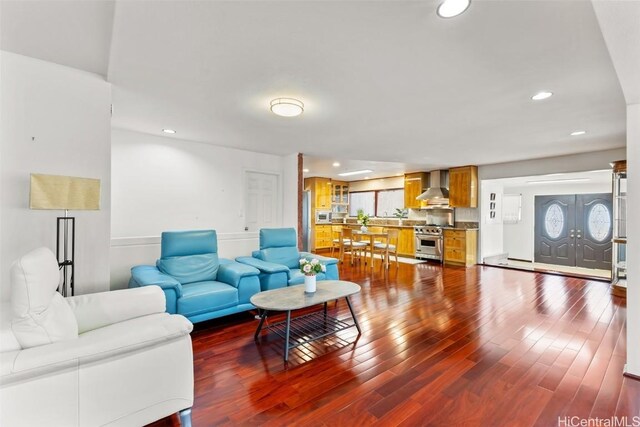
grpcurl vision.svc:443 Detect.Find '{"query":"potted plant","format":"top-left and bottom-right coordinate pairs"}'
top-left (393, 208), bottom-right (408, 226)
top-left (357, 209), bottom-right (370, 232)
top-left (299, 258), bottom-right (326, 293)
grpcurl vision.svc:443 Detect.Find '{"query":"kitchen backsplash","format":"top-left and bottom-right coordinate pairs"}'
top-left (455, 208), bottom-right (480, 222)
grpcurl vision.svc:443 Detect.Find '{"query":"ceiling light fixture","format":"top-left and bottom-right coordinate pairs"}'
top-left (526, 178), bottom-right (590, 185)
top-left (531, 91), bottom-right (553, 101)
top-left (270, 98), bottom-right (304, 117)
top-left (302, 168), bottom-right (309, 173)
top-left (570, 130), bottom-right (586, 136)
top-left (338, 169), bottom-right (373, 177)
top-left (332, 162), bottom-right (341, 167)
top-left (437, 0), bottom-right (471, 18)
top-left (162, 129), bottom-right (176, 134)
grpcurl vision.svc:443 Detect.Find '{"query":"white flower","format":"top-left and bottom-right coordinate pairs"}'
top-left (321, 264), bottom-right (326, 272)
top-left (299, 258), bottom-right (306, 265)
top-left (303, 264), bottom-right (312, 273)
top-left (310, 259), bottom-right (319, 266)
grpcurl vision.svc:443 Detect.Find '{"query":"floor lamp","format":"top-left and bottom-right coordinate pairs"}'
top-left (29, 174), bottom-right (101, 296)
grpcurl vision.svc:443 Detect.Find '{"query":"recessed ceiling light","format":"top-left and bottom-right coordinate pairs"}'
top-left (570, 130), bottom-right (586, 136)
top-left (270, 98), bottom-right (304, 117)
top-left (162, 129), bottom-right (176, 134)
top-left (437, 0), bottom-right (471, 18)
top-left (302, 168), bottom-right (309, 173)
top-left (338, 169), bottom-right (373, 177)
top-left (531, 91), bottom-right (553, 101)
top-left (332, 162), bottom-right (341, 167)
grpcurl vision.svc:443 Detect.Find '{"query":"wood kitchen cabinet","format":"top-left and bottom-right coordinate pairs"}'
top-left (449, 166), bottom-right (478, 208)
top-left (314, 178), bottom-right (332, 209)
top-left (397, 228), bottom-right (415, 257)
top-left (404, 172), bottom-right (429, 209)
top-left (314, 225), bottom-right (333, 249)
top-left (304, 177), bottom-right (334, 251)
top-left (443, 229), bottom-right (477, 266)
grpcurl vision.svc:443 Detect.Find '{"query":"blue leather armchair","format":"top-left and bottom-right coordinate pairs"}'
top-left (128, 230), bottom-right (261, 323)
top-left (236, 228), bottom-right (339, 291)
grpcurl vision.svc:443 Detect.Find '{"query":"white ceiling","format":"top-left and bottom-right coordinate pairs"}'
top-left (0, 0), bottom-right (627, 170)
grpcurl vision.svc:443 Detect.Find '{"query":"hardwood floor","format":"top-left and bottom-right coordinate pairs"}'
top-left (150, 259), bottom-right (637, 426)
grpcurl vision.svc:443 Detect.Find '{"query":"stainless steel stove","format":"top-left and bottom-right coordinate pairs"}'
top-left (414, 225), bottom-right (444, 262)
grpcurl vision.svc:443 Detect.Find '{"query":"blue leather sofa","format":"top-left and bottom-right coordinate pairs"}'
top-left (128, 230), bottom-right (261, 323)
top-left (236, 228), bottom-right (339, 291)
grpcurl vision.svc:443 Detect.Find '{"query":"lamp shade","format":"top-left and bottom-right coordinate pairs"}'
top-left (30, 174), bottom-right (101, 210)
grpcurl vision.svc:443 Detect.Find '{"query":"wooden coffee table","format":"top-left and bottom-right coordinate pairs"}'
top-left (250, 280), bottom-right (362, 362)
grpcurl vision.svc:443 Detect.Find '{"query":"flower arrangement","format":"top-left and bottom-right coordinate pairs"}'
top-left (356, 209), bottom-right (370, 227)
top-left (299, 258), bottom-right (326, 276)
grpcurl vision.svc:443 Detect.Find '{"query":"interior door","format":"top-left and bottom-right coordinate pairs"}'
top-left (245, 171), bottom-right (279, 232)
top-left (576, 193), bottom-right (612, 269)
top-left (534, 195), bottom-right (576, 266)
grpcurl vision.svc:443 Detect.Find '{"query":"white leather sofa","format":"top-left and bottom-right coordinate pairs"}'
top-left (0, 247), bottom-right (195, 427)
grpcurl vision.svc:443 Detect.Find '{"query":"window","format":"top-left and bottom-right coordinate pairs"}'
top-left (502, 194), bottom-right (522, 224)
top-left (349, 192), bottom-right (375, 216)
top-left (376, 189), bottom-right (404, 217)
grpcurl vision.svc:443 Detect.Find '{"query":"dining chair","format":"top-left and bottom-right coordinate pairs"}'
top-left (372, 228), bottom-right (400, 269)
top-left (330, 225), bottom-right (348, 259)
top-left (341, 227), bottom-right (368, 265)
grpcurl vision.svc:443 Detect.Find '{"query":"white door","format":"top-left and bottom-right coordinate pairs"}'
top-left (245, 171), bottom-right (280, 232)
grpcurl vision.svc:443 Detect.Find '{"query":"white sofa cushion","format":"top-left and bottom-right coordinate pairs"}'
top-left (66, 286), bottom-right (166, 334)
top-left (10, 247), bottom-right (78, 348)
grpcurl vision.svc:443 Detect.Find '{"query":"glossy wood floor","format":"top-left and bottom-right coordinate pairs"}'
top-left (150, 258), bottom-right (638, 426)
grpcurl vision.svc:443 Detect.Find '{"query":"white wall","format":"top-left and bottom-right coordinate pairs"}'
top-left (479, 148), bottom-right (626, 181)
top-left (0, 52), bottom-right (112, 299)
top-left (480, 181), bottom-right (504, 259)
top-left (110, 129), bottom-right (297, 289)
top-left (626, 103), bottom-right (640, 375)
top-left (502, 180), bottom-right (612, 261)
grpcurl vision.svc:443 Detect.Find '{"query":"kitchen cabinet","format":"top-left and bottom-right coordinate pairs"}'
top-left (397, 228), bottom-right (415, 257)
top-left (449, 166), bottom-right (478, 208)
top-left (314, 178), bottom-right (332, 209)
top-left (404, 172), bottom-right (429, 209)
top-left (331, 180), bottom-right (349, 214)
top-left (314, 225), bottom-right (333, 250)
top-left (443, 229), bottom-right (477, 266)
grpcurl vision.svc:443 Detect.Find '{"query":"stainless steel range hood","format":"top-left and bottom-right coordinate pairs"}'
top-left (416, 170), bottom-right (449, 205)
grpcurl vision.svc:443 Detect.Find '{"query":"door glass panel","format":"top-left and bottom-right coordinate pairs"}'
top-left (544, 203), bottom-right (564, 239)
top-left (588, 203), bottom-right (611, 242)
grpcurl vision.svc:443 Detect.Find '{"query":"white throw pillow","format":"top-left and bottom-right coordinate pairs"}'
top-left (10, 247), bottom-right (78, 348)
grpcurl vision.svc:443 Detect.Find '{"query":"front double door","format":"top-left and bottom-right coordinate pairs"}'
top-left (534, 193), bottom-right (612, 270)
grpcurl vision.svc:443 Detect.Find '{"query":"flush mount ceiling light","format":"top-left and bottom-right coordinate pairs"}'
top-left (332, 162), bottom-right (341, 167)
top-left (437, 0), bottom-right (471, 18)
top-left (570, 130), bottom-right (587, 136)
top-left (270, 98), bottom-right (304, 117)
top-left (338, 169), bottom-right (373, 177)
top-left (162, 129), bottom-right (176, 134)
top-left (531, 91), bottom-right (553, 101)
top-left (302, 168), bottom-right (310, 173)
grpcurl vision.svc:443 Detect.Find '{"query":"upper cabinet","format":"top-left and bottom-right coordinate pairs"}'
top-left (449, 166), bottom-right (478, 208)
top-left (331, 180), bottom-right (349, 214)
top-left (404, 172), bottom-right (429, 209)
top-left (305, 177), bottom-right (332, 209)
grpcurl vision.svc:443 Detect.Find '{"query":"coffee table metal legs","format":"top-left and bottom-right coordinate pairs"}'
top-left (284, 310), bottom-right (292, 362)
top-left (255, 298), bottom-right (361, 362)
top-left (254, 309), bottom-right (268, 340)
top-left (345, 296), bottom-right (362, 335)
